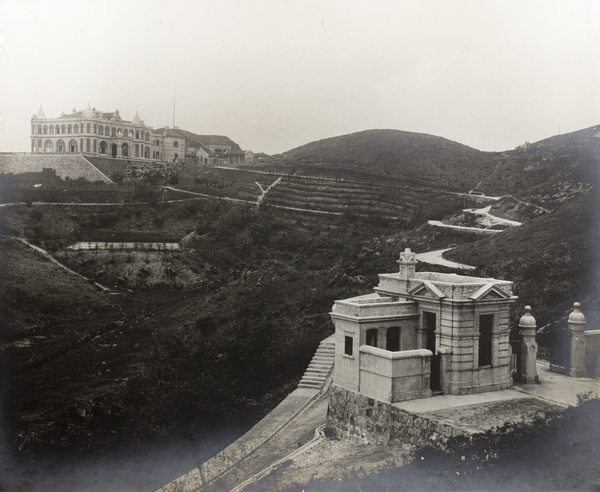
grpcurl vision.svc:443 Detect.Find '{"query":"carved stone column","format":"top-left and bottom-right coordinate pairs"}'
top-left (517, 306), bottom-right (538, 383)
top-left (569, 302), bottom-right (587, 378)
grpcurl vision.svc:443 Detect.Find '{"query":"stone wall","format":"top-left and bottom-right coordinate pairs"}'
top-left (327, 385), bottom-right (468, 448)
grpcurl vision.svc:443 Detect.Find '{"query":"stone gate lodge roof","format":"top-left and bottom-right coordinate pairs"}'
top-left (376, 271), bottom-right (515, 301)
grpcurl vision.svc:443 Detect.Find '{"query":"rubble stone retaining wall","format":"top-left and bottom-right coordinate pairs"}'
top-left (327, 385), bottom-right (468, 448)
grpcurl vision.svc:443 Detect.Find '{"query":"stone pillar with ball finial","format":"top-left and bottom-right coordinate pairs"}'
top-left (568, 302), bottom-right (587, 378)
top-left (517, 306), bottom-right (539, 383)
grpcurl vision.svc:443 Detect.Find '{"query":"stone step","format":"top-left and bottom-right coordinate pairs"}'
top-left (298, 381), bottom-right (322, 389)
top-left (308, 359), bottom-right (333, 365)
top-left (301, 373), bottom-right (327, 380)
top-left (305, 367), bottom-right (330, 374)
top-left (312, 354), bottom-right (334, 361)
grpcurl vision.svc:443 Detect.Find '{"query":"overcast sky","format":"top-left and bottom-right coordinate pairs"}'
top-left (0, 0), bottom-right (598, 155)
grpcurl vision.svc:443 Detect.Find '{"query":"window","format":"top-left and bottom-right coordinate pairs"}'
top-left (38, 125), bottom-right (42, 134)
top-left (424, 311), bottom-right (437, 352)
top-left (57, 140), bottom-right (65, 153)
top-left (67, 124), bottom-right (72, 134)
top-left (386, 326), bottom-right (401, 351)
top-left (86, 139), bottom-right (90, 152)
top-left (155, 139), bottom-right (160, 146)
top-left (61, 125), bottom-right (66, 134)
top-left (344, 336), bottom-right (353, 356)
top-left (105, 126), bottom-right (109, 136)
top-left (74, 124), bottom-right (78, 134)
top-left (99, 141), bottom-right (107, 154)
top-left (134, 144), bottom-right (139, 157)
top-left (112, 127), bottom-right (116, 137)
top-left (45, 140), bottom-right (53, 153)
top-left (478, 314), bottom-right (493, 367)
top-left (145, 132), bottom-right (150, 141)
top-left (69, 140), bottom-right (77, 153)
top-left (93, 124), bottom-right (97, 133)
top-left (55, 125), bottom-right (60, 134)
top-left (49, 126), bottom-right (54, 134)
top-left (173, 141), bottom-right (179, 148)
top-left (99, 126), bottom-right (104, 136)
top-left (93, 140), bottom-right (97, 153)
top-left (135, 130), bottom-right (139, 140)
top-left (43, 125), bottom-right (48, 134)
top-left (87, 123), bottom-right (91, 133)
top-left (366, 329), bottom-right (378, 347)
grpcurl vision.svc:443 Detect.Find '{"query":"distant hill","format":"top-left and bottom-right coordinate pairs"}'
top-left (480, 125), bottom-right (600, 204)
top-left (263, 129), bottom-right (496, 189)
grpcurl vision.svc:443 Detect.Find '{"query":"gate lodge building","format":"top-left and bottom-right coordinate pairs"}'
top-left (330, 248), bottom-right (516, 403)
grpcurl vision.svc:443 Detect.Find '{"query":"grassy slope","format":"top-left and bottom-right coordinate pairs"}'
top-left (447, 189), bottom-right (600, 328)
top-left (262, 129), bottom-right (496, 189)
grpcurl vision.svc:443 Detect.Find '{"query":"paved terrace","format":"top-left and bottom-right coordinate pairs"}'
top-left (158, 361), bottom-right (599, 492)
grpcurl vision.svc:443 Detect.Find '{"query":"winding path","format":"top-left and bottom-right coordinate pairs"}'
top-left (415, 248), bottom-right (476, 270)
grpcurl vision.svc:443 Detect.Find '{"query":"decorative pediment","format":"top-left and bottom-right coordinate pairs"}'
top-left (470, 282), bottom-right (512, 301)
top-left (408, 280), bottom-right (446, 300)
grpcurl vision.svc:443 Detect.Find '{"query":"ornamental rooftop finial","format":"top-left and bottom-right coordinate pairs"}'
top-left (398, 247), bottom-right (417, 263)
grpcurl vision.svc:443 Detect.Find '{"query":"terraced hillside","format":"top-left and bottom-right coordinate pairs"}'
top-left (0, 154), bottom-right (112, 183)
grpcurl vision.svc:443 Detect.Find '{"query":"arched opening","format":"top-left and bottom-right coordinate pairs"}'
top-left (105, 126), bottom-right (109, 135)
top-left (99, 141), bottom-right (107, 154)
top-left (61, 125), bottom-right (66, 134)
top-left (112, 127), bottom-right (116, 137)
top-left (122, 143), bottom-right (129, 157)
top-left (99, 126), bottom-right (104, 136)
top-left (74, 124), bottom-right (79, 134)
top-left (69, 139), bottom-right (78, 153)
top-left (56, 140), bottom-right (65, 153)
top-left (366, 329), bottom-right (378, 348)
top-left (144, 146), bottom-right (150, 158)
top-left (49, 126), bottom-right (54, 135)
top-left (386, 327), bottom-right (401, 351)
top-left (111, 143), bottom-right (117, 158)
top-left (173, 153), bottom-right (178, 161)
top-left (43, 125), bottom-right (48, 134)
top-left (45, 140), bottom-right (53, 153)
top-left (155, 139), bottom-right (160, 146)
top-left (55, 125), bottom-right (60, 134)
top-left (173, 140), bottom-right (179, 148)
top-left (67, 124), bottom-right (72, 134)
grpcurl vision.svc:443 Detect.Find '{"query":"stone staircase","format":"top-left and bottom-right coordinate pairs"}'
top-left (298, 336), bottom-right (335, 390)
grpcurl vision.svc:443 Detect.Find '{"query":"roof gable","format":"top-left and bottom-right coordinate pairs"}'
top-left (408, 280), bottom-right (447, 300)
top-left (469, 282), bottom-right (512, 301)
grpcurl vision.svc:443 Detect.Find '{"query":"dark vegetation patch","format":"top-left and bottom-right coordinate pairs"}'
top-left (0, 200), bottom-right (405, 457)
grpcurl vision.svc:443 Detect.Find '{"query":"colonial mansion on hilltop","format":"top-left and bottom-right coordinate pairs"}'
top-left (30, 104), bottom-right (251, 166)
